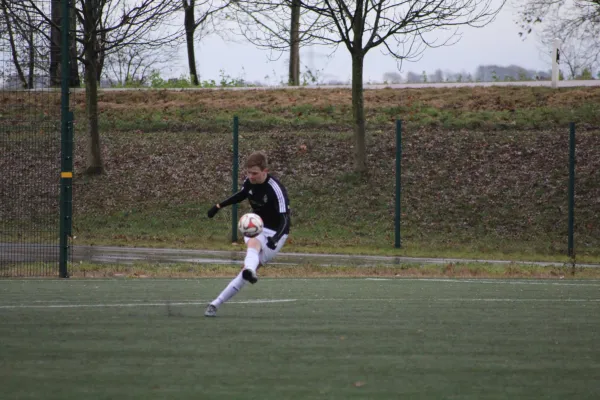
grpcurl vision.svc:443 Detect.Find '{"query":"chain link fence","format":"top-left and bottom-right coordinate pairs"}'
top-left (0, 0), bottom-right (67, 277)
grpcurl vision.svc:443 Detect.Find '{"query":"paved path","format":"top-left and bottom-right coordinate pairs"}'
top-left (72, 245), bottom-right (598, 268)
top-left (2, 243), bottom-right (597, 268)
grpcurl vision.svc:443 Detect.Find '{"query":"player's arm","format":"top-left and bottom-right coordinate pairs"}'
top-left (266, 180), bottom-right (290, 249)
top-left (267, 212), bottom-right (290, 248)
top-left (207, 180), bottom-right (249, 218)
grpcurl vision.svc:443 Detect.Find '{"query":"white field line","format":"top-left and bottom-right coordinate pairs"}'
top-left (0, 299), bottom-right (297, 309)
top-left (364, 278), bottom-right (600, 287)
top-left (1, 298), bottom-right (599, 310)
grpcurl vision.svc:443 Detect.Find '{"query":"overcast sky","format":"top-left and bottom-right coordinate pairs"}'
top-left (167, 1), bottom-right (552, 84)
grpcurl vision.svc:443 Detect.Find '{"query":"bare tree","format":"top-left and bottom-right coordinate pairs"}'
top-left (1, 0), bottom-right (43, 89)
top-left (539, 29), bottom-right (599, 78)
top-left (289, 0), bottom-right (301, 84)
top-left (182, 0), bottom-right (231, 86)
top-left (50, 0), bottom-right (60, 87)
top-left (1, 0), bottom-right (28, 88)
top-left (516, 0), bottom-right (600, 41)
top-left (76, 0), bottom-right (182, 174)
top-left (104, 43), bottom-right (179, 86)
top-left (520, 1), bottom-right (600, 78)
top-left (295, 0), bottom-right (506, 173)
top-left (231, 0), bottom-right (323, 86)
top-left (19, 0), bottom-right (182, 174)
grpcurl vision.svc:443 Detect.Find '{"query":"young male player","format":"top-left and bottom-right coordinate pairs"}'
top-left (204, 151), bottom-right (291, 317)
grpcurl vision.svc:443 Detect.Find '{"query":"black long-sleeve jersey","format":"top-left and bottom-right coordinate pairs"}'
top-left (219, 174), bottom-right (291, 242)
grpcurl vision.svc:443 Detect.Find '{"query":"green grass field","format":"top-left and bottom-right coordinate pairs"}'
top-left (1, 278), bottom-right (599, 399)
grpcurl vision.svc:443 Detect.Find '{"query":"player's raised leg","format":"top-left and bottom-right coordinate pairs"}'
top-left (241, 237), bottom-right (261, 284)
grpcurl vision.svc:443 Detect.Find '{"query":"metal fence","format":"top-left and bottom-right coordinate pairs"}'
top-left (69, 116), bottom-right (600, 271)
top-left (0, 0), bottom-right (71, 277)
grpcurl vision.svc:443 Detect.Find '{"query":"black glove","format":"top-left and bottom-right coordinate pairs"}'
top-left (266, 236), bottom-right (277, 250)
top-left (207, 204), bottom-right (220, 218)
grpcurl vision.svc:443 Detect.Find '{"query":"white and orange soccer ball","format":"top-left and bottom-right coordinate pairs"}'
top-left (238, 213), bottom-right (264, 237)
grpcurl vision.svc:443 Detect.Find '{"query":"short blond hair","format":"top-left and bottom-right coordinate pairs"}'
top-left (245, 151), bottom-right (268, 170)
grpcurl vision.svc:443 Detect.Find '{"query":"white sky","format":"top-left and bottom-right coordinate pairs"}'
top-left (166, 1), bottom-right (552, 84)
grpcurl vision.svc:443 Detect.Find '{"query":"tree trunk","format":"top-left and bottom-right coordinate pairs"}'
top-left (96, 30), bottom-right (106, 82)
top-left (84, 47), bottom-right (104, 175)
top-left (351, 52), bottom-right (367, 173)
top-left (288, 0), bottom-right (301, 86)
top-left (69, 5), bottom-right (81, 87)
top-left (27, 29), bottom-right (34, 89)
top-left (1, 1), bottom-right (27, 88)
top-left (50, 0), bottom-right (61, 87)
top-left (351, 0), bottom-right (366, 173)
top-left (184, 1), bottom-right (199, 86)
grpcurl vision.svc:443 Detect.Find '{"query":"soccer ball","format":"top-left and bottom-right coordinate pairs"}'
top-left (238, 213), bottom-right (263, 237)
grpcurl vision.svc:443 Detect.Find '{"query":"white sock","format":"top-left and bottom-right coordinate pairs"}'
top-left (244, 248), bottom-right (260, 272)
top-left (211, 271), bottom-right (246, 307)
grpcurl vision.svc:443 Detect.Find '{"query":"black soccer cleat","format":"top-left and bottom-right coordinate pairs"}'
top-left (242, 268), bottom-right (258, 284)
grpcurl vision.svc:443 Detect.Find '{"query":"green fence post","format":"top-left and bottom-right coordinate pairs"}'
top-left (231, 116), bottom-right (239, 242)
top-left (568, 122), bottom-right (575, 258)
top-left (59, 0), bottom-right (72, 278)
top-left (395, 119), bottom-right (402, 248)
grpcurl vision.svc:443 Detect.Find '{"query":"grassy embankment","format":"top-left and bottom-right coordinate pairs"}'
top-left (4, 86), bottom-right (600, 275)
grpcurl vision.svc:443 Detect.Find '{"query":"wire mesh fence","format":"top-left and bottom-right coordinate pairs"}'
top-left (68, 121), bottom-right (600, 273)
top-left (1, 0), bottom-right (597, 277)
top-left (0, 0), bottom-right (64, 277)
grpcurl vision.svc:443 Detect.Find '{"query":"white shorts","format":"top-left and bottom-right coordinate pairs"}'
top-left (244, 227), bottom-right (288, 265)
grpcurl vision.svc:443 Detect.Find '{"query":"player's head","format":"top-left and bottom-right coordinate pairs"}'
top-left (245, 151), bottom-right (268, 184)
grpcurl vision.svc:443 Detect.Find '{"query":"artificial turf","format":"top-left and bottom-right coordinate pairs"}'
top-left (1, 278), bottom-right (599, 399)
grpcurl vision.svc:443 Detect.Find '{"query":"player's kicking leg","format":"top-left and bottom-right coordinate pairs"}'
top-left (241, 237), bottom-right (261, 284)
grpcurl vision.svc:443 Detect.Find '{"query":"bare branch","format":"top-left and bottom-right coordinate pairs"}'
top-left (293, 0), bottom-right (505, 60)
top-left (230, 0), bottom-right (331, 52)
top-left (515, 0), bottom-right (600, 41)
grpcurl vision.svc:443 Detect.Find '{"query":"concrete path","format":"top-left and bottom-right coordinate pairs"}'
top-left (2, 243), bottom-right (597, 268)
top-left (71, 245), bottom-right (598, 269)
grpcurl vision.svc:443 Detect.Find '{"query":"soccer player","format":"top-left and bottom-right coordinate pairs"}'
top-left (204, 151), bottom-right (291, 317)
